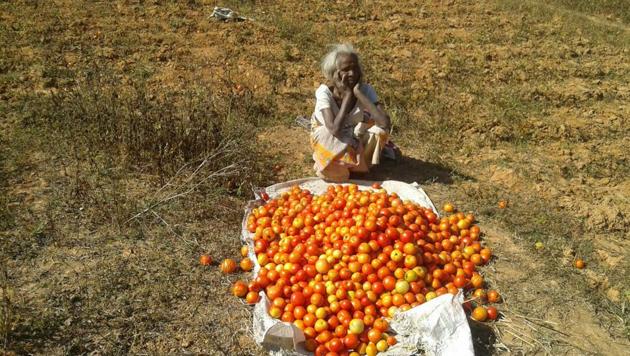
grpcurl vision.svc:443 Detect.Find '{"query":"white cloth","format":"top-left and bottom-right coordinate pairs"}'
top-left (311, 84), bottom-right (378, 130)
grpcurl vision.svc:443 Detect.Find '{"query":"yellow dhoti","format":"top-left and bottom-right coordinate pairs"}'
top-left (311, 121), bottom-right (389, 182)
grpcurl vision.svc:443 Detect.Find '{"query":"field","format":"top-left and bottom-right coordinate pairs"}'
top-left (1, 0), bottom-right (628, 354)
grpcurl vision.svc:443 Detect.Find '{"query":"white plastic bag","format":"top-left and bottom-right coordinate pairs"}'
top-left (241, 178), bottom-right (474, 356)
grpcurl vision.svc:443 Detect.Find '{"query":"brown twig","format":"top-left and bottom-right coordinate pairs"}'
top-left (508, 311), bottom-right (559, 325)
top-left (498, 310), bottom-right (597, 354)
top-left (151, 210), bottom-right (199, 247)
top-left (125, 160), bottom-right (242, 224)
top-left (502, 327), bottom-right (535, 348)
top-left (497, 317), bottom-right (550, 353)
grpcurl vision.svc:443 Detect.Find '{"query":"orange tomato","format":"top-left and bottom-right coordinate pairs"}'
top-left (240, 258), bottom-right (254, 271)
top-left (367, 328), bottom-right (382, 343)
top-left (269, 306), bottom-right (282, 319)
top-left (245, 291), bottom-right (260, 304)
top-left (471, 275), bottom-right (484, 288)
top-left (471, 306), bottom-right (487, 321)
top-left (470, 254), bottom-right (483, 266)
top-left (232, 280), bottom-right (248, 297)
top-left (575, 259), bottom-right (585, 269)
top-left (487, 290), bottom-right (501, 303)
top-left (199, 254), bottom-right (212, 266)
top-left (303, 313), bottom-right (316, 327)
top-left (343, 333), bottom-right (359, 349)
top-left (373, 318), bottom-right (389, 332)
top-left (473, 288), bottom-right (487, 302)
top-left (304, 338), bottom-right (317, 351)
top-left (220, 259), bottom-right (237, 274)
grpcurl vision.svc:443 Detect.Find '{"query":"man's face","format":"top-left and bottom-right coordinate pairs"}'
top-left (336, 54), bottom-right (361, 86)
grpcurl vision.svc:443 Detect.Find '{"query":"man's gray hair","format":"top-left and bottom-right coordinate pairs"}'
top-left (321, 44), bottom-right (362, 81)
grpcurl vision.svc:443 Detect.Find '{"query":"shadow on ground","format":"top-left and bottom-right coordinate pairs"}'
top-left (468, 319), bottom-right (498, 355)
top-left (353, 155), bottom-right (473, 184)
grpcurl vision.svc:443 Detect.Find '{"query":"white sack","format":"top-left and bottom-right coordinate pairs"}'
top-left (241, 178), bottom-right (474, 356)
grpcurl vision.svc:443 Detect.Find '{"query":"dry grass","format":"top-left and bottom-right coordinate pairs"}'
top-left (1, 0), bottom-right (628, 354)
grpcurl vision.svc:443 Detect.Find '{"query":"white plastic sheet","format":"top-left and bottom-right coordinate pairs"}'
top-left (241, 178), bottom-right (474, 356)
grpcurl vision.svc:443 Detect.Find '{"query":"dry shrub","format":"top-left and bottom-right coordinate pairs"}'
top-left (16, 72), bottom-right (273, 233)
top-left (25, 72), bottom-right (270, 187)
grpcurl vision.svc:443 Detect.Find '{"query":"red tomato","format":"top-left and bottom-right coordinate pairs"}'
top-left (486, 306), bottom-right (498, 320)
top-left (400, 230), bottom-right (414, 243)
top-left (328, 337), bottom-right (344, 352)
top-left (453, 276), bottom-right (467, 288)
top-left (291, 292), bottom-right (306, 306)
top-left (343, 333), bottom-right (359, 349)
top-left (385, 227), bottom-right (399, 240)
top-left (376, 233), bottom-right (391, 247)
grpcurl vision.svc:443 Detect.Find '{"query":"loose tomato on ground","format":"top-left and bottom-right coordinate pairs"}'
top-left (575, 259), bottom-right (585, 269)
top-left (199, 254), bottom-right (212, 266)
top-left (487, 290), bottom-right (501, 303)
top-left (220, 259), bottom-right (237, 273)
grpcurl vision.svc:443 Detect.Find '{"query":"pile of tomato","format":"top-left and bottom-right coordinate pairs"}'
top-left (221, 183), bottom-right (501, 356)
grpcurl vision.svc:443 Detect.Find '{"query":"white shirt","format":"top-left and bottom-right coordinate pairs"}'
top-left (312, 84), bottom-right (379, 130)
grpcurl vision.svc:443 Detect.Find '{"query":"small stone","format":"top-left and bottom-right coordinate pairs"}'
top-left (562, 248), bottom-right (574, 258)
